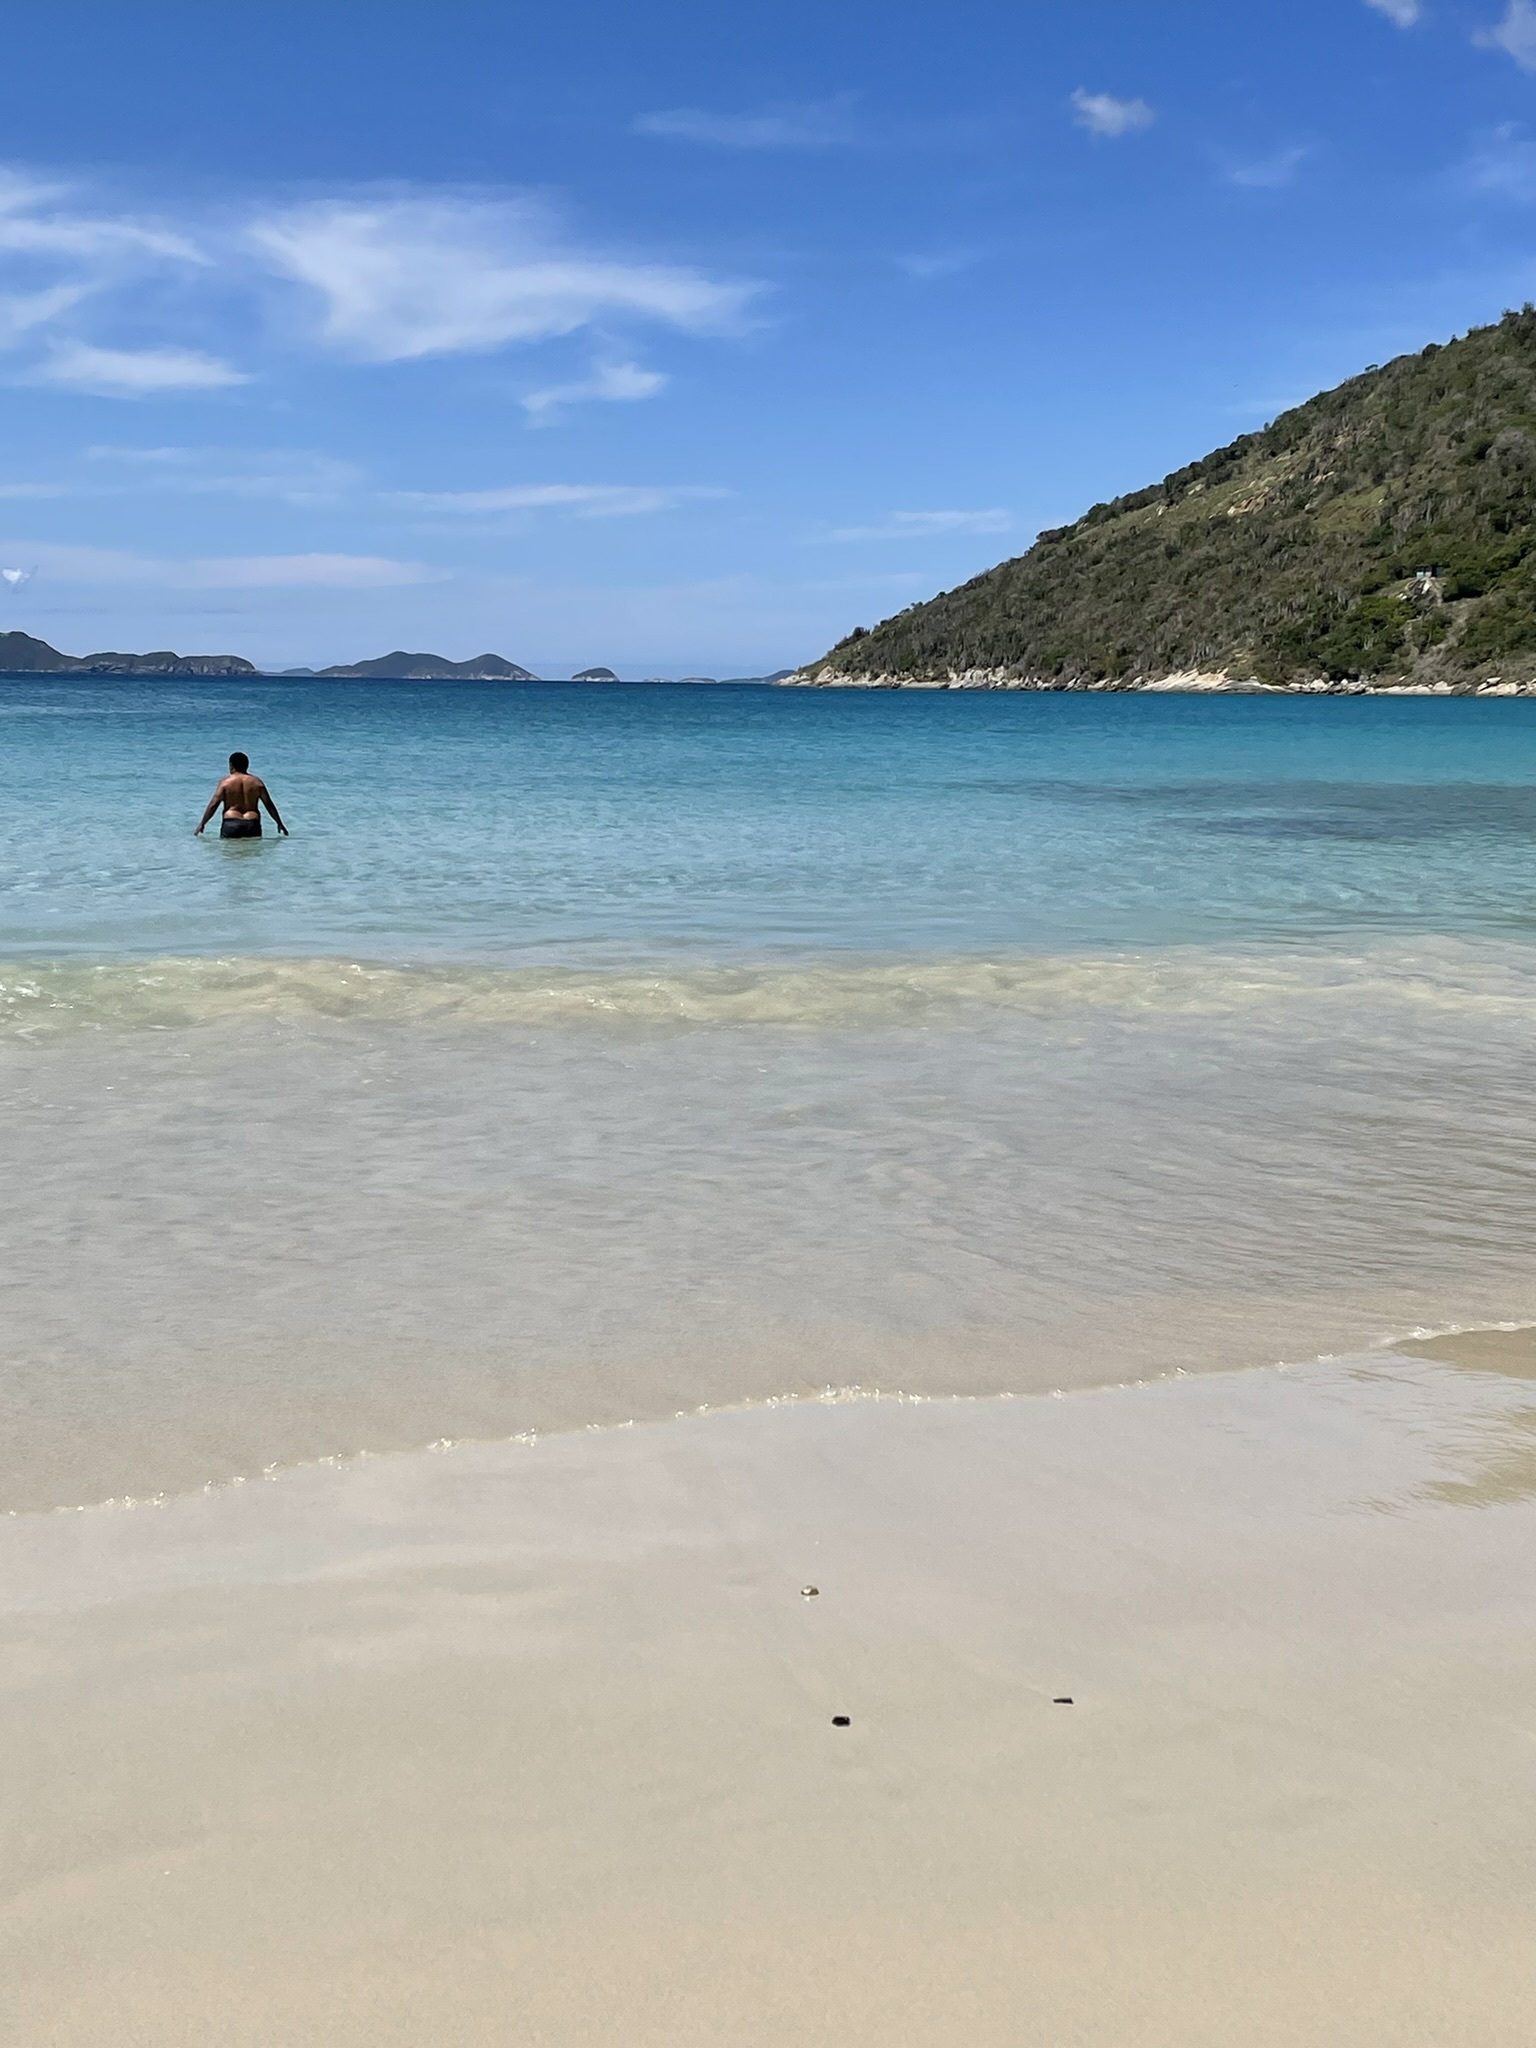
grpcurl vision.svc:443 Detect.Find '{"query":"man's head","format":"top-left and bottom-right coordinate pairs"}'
top-left (229, 752), bottom-right (249, 773)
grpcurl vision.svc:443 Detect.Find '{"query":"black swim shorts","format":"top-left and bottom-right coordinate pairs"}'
top-left (219, 817), bottom-right (262, 839)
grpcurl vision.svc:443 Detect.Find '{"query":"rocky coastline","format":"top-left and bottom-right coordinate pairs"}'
top-left (787, 665), bottom-right (1536, 697)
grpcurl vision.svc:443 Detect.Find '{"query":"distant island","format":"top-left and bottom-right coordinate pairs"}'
top-left (795, 307), bottom-right (1536, 696)
top-left (314, 651), bottom-right (539, 680)
top-left (0, 631), bottom-right (256, 677)
top-left (0, 634), bottom-right (799, 684)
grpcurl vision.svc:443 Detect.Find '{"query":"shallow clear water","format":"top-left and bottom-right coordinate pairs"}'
top-left (8, 680), bottom-right (1536, 963)
top-left (6, 679), bottom-right (1536, 1510)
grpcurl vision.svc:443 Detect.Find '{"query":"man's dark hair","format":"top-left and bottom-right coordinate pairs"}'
top-left (229, 751), bottom-right (249, 772)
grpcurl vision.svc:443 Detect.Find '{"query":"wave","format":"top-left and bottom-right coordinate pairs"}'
top-left (36, 1322), bottom-right (1536, 1517)
top-left (7, 939), bottom-right (1536, 1038)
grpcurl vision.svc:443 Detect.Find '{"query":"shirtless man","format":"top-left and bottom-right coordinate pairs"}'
top-left (195, 752), bottom-right (288, 839)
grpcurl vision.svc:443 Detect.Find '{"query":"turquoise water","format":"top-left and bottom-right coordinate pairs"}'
top-left (8, 678), bottom-right (1536, 1511)
top-left (8, 680), bottom-right (1536, 964)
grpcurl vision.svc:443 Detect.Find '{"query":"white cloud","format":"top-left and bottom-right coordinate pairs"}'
top-left (0, 539), bottom-right (432, 588)
top-left (249, 196), bottom-right (755, 362)
top-left (822, 508), bottom-right (1011, 543)
top-left (1460, 123), bottom-right (1536, 197)
top-left (1365, 0), bottom-right (1422, 25)
top-left (1224, 145), bottom-right (1310, 189)
top-left (522, 359), bottom-right (667, 421)
top-left (1071, 89), bottom-right (1155, 140)
top-left (38, 342), bottom-right (250, 394)
top-left (395, 481), bottom-right (724, 519)
top-left (1478, 0), bottom-right (1536, 67)
top-left (634, 98), bottom-right (855, 148)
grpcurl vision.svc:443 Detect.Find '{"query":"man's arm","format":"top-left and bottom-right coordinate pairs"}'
top-left (257, 782), bottom-right (289, 834)
top-left (194, 780), bottom-right (228, 834)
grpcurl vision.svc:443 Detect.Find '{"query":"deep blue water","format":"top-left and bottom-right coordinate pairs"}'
top-left (6, 679), bottom-right (1536, 963)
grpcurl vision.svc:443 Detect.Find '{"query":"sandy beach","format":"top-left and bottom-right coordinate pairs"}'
top-left (13, 0), bottom-right (1536, 2024)
top-left (8, 686), bottom-right (1536, 2040)
top-left (5, 1329), bottom-right (1534, 2046)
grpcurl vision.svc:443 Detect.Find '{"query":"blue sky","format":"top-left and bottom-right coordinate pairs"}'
top-left (4, 0), bottom-right (1536, 674)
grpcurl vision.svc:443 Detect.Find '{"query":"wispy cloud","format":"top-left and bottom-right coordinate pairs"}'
top-left (634, 97), bottom-right (855, 149)
top-left (249, 196), bottom-right (755, 362)
top-left (1365, 0), bottom-right (1423, 26)
top-left (0, 451), bottom-right (716, 520)
top-left (0, 446), bottom-right (356, 504)
top-left (1223, 144), bottom-right (1310, 190)
top-left (1477, 0), bottom-right (1536, 68)
top-left (85, 443), bottom-right (359, 500)
top-left (182, 552), bottom-right (430, 588)
top-left (0, 174), bottom-right (218, 391)
top-left (0, 283), bottom-right (93, 345)
top-left (1459, 122), bottom-right (1536, 198)
top-left (0, 171), bottom-right (758, 406)
top-left (0, 539), bottom-right (434, 587)
top-left (821, 508), bottom-right (1011, 543)
top-left (395, 482), bottom-right (725, 519)
top-left (895, 248), bottom-right (983, 281)
top-left (1071, 89), bottom-right (1155, 140)
top-left (522, 358), bottom-right (666, 422)
top-left (38, 343), bottom-right (250, 394)
top-left (0, 171), bottom-right (203, 265)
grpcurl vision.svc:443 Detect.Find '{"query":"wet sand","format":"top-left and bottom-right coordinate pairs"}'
top-left (5, 1342), bottom-right (1535, 2046)
top-left (13, 943), bottom-right (1536, 1513)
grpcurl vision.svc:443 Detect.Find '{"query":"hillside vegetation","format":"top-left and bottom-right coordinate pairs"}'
top-left (804, 309), bottom-right (1536, 689)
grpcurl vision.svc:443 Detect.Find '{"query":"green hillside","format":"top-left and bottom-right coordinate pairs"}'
top-left (803, 308), bottom-right (1536, 690)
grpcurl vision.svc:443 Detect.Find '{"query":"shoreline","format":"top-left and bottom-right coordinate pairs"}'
top-left (789, 665), bottom-right (1536, 695)
top-left (13, 1311), bottom-right (1534, 1520)
top-left (11, 930), bottom-right (1536, 1516)
top-left (5, 1338), bottom-right (1535, 2045)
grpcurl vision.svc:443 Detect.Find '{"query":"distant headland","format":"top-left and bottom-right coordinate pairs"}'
top-left (0, 633), bottom-right (795, 685)
top-left (795, 308), bottom-right (1536, 697)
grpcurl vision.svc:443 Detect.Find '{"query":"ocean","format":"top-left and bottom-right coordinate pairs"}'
top-left (7, 677), bottom-right (1536, 1512)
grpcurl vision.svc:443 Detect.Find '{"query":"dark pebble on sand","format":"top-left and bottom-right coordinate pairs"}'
top-left (832, 1715), bottom-right (851, 1726)
top-left (1053, 1697), bottom-right (1073, 1705)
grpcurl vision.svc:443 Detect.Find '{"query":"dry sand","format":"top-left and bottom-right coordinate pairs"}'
top-left (4, 1338), bottom-right (1535, 2045)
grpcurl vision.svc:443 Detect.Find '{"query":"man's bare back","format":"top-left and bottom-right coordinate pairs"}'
top-left (196, 753), bottom-right (288, 839)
